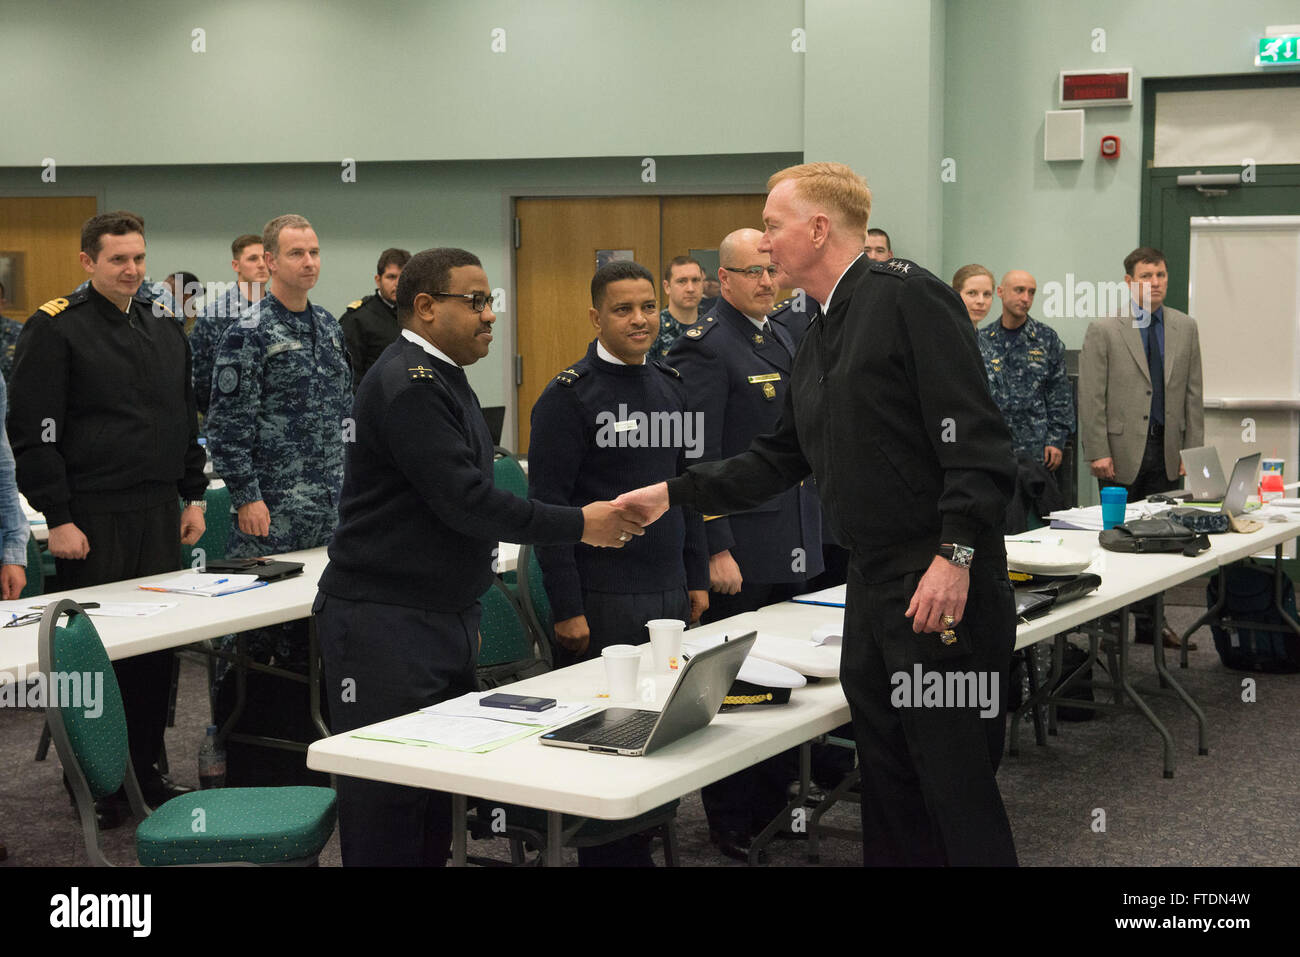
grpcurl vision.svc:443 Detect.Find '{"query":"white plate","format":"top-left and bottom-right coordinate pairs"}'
top-left (1005, 540), bottom-right (1095, 575)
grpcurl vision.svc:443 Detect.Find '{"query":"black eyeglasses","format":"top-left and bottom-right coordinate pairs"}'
top-left (723, 265), bottom-right (778, 279)
top-left (432, 291), bottom-right (493, 313)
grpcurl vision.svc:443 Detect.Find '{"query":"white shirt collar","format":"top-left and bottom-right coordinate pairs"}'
top-left (401, 328), bottom-right (460, 368)
top-left (596, 339), bottom-right (646, 365)
top-left (822, 252), bottom-right (865, 314)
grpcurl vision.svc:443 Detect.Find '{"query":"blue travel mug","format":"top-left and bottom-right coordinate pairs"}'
top-left (1100, 486), bottom-right (1128, 530)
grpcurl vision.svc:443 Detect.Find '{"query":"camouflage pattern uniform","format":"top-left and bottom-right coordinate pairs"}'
top-left (977, 315), bottom-right (1074, 460)
top-left (648, 306), bottom-right (706, 362)
top-left (0, 317), bottom-right (24, 385)
top-left (190, 284), bottom-right (255, 418)
top-left (206, 290), bottom-right (352, 673)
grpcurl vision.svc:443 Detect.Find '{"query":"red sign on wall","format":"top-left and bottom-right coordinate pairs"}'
top-left (1059, 69), bottom-right (1133, 107)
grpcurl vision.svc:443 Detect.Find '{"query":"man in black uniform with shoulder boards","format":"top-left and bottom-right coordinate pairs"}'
top-left (338, 247), bottom-right (411, 388)
top-left (315, 247), bottom-right (645, 867)
top-left (528, 260), bottom-right (710, 867)
top-left (10, 211), bottom-right (208, 826)
top-left (615, 163), bottom-right (1019, 866)
top-left (530, 260), bottom-right (710, 662)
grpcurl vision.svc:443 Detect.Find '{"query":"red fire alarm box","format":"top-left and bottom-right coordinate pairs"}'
top-left (1101, 135), bottom-right (1120, 159)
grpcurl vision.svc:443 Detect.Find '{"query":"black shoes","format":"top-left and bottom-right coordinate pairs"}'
top-left (65, 773), bottom-right (194, 831)
top-left (138, 774), bottom-right (194, 807)
top-left (709, 827), bottom-right (764, 864)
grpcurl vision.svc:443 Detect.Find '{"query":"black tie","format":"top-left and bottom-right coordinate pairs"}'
top-left (1146, 317), bottom-right (1164, 427)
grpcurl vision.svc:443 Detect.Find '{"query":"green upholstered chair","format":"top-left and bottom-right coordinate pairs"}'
top-left (476, 577), bottom-right (551, 688)
top-left (38, 599), bottom-right (336, 866)
top-left (492, 451), bottom-right (529, 586)
top-left (513, 544), bottom-right (556, 652)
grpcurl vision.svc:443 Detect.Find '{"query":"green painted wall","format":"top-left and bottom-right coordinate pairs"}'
top-left (0, 0), bottom-right (804, 167)
top-left (804, 0), bottom-right (947, 267)
top-left (942, 0), bottom-right (1300, 349)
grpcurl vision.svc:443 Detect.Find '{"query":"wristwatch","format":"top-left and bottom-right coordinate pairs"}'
top-left (185, 499), bottom-right (207, 514)
top-left (938, 543), bottom-right (974, 569)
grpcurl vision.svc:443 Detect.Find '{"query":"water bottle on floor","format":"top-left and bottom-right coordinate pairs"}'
top-left (198, 724), bottom-right (226, 789)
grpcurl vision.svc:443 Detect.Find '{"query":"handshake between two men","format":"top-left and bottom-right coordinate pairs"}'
top-left (578, 483), bottom-right (671, 548)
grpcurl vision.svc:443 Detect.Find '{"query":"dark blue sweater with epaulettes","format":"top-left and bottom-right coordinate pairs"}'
top-left (528, 340), bottom-right (709, 622)
top-left (319, 337), bottom-right (584, 612)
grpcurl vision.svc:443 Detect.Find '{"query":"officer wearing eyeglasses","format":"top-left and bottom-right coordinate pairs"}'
top-left (316, 248), bottom-right (644, 866)
top-left (665, 227), bottom-right (823, 860)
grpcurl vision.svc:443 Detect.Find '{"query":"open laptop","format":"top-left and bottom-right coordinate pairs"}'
top-left (1180, 446), bottom-right (1228, 501)
top-left (1220, 452), bottom-right (1262, 517)
top-left (540, 631), bottom-right (756, 756)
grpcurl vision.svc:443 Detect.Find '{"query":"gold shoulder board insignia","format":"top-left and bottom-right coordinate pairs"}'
top-left (686, 327), bottom-right (702, 338)
top-left (408, 364), bottom-right (436, 381)
top-left (347, 300), bottom-right (363, 310)
top-left (38, 298), bottom-right (70, 317)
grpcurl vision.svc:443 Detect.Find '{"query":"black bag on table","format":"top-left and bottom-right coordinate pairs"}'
top-left (1099, 517), bottom-right (1210, 557)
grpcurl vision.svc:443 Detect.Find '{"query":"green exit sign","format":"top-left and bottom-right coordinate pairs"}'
top-left (1257, 36), bottom-right (1300, 65)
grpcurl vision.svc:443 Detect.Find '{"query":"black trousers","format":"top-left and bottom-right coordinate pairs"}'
top-left (1100, 427), bottom-right (1180, 640)
top-left (56, 499), bottom-right (181, 780)
top-left (841, 554), bottom-right (1018, 866)
top-left (315, 592), bottom-right (479, 867)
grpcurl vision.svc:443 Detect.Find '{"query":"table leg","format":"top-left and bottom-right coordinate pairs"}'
top-left (1115, 606), bottom-right (1177, 778)
top-left (1149, 593), bottom-right (1208, 758)
top-left (749, 740), bottom-right (812, 866)
top-left (308, 616), bottom-right (329, 740)
top-left (546, 812), bottom-right (563, 867)
top-left (451, 794), bottom-right (467, 866)
top-left (1273, 543), bottom-right (1300, 635)
top-left (1181, 567), bottom-right (1226, 670)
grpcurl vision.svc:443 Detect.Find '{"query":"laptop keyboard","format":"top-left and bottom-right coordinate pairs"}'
top-left (573, 710), bottom-right (660, 748)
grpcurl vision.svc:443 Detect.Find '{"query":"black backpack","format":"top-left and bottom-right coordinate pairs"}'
top-left (1206, 560), bottom-right (1300, 673)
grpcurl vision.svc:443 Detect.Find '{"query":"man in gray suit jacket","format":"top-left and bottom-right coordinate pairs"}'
top-left (1079, 246), bottom-right (1204, 645)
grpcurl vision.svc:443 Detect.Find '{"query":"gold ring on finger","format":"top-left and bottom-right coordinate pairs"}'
top-left (940, 614), bottom-right (955, 627)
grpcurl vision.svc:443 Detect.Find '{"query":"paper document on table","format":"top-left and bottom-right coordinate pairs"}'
top-left (421, 692), bottom-right (593, 727)
top-left (86, 602), bottom-right (178, 618)
top-left (790, 584), bottom-right (847, 607)
top-left (352, 712), bottom-right (541, 752)
top-left (138, 573), bottom-right (268, 597)
top-left (1047, 503), bottom-right (1168, 530)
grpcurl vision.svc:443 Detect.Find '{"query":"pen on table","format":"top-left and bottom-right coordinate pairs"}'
top-left (212, 578), bottom-right (229, 585)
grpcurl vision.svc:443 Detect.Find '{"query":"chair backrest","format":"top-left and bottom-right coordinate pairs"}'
top-left (492, 451), bottom-right (529, 501)
top-left (514, 544), bottom-right (554, 643)
top-left (19, 531), bottom-right (43, 599)
top-left (180, 483), bottom-right (233, 568)
top-left (37, 600), bottom-right (130, 800)
top-left (476, 578), bottom-right (550, 688)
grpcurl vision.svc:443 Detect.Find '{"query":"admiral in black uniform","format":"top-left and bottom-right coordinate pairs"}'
top-left (620, 166), bottom-right (1019, 866)
top-left (338, 247), bottom-right (411, 388)
top-left (314, 248), bottom-right (642, 866)
top-left (10, 212), bottom-right (207, 824)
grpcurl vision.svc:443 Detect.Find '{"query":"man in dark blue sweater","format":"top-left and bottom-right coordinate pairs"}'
top-left (528, 261), bottom-right (710, 868)
top-left (315, 247), bottom-right (644, 867)
top-left (530, 261), bottom-right (710, 665)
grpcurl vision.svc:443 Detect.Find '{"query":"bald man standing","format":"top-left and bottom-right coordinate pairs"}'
top-left (977, 270), bottom-right (1074, 473)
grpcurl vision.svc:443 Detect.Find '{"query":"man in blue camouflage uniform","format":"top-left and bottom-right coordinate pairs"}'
top-left (648, 256), bottom-right (706, 361)
top-left (977, 270), bottom-right (1074, 471)
top-left (190, 234), bottom-right (269, 418)
top-left (0, 280), bottom-right (22, 385)
top-left (207, 214), bottom-right (351, 694)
